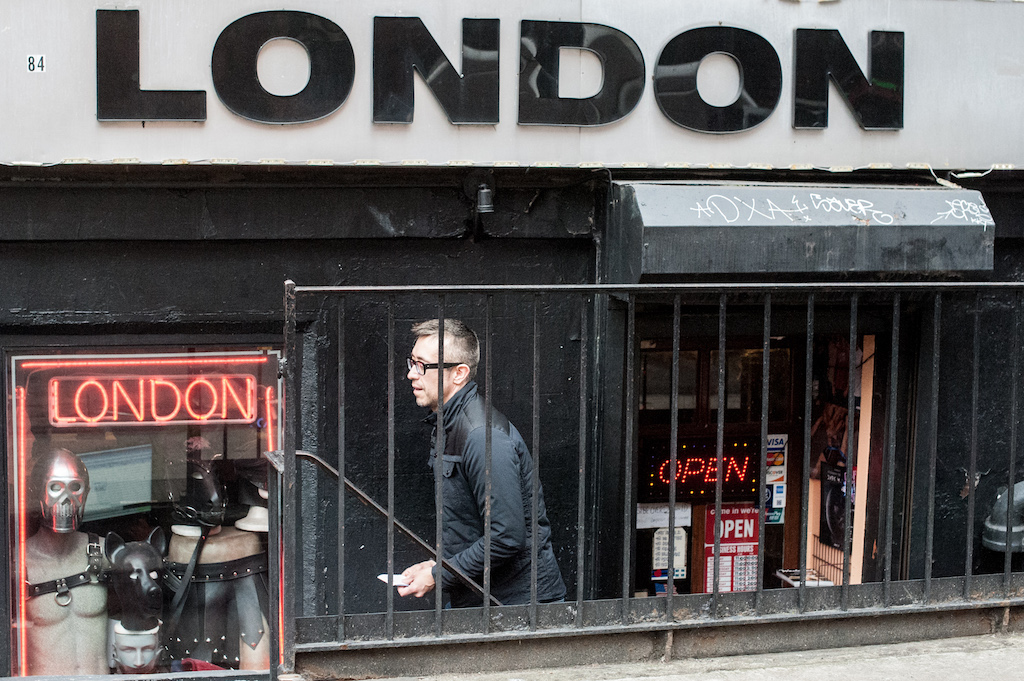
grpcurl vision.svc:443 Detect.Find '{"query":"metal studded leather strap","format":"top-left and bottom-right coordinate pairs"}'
top-left (27, 534), bottom-right (109, 598)
top-left (27, 571), bottom-right (94, 598)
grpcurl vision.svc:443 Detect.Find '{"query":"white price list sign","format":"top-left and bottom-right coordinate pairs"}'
top-left (652, 527), bottom-right (687, 580)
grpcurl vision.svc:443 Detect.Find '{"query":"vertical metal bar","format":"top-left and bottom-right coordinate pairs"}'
top-left (386, 297), bottom-right (396, 638)
top-left (268, 437), bottom-right (282, 681)
top-left (924, 294), bottom-right (941, 602)
top-left (530, 295), bottom-right (541, 630)
top-left (434, 302), bottom-right (446, 634)
top-left (1005, 291), bottom-right (1021, 592)
top-left (799, 294), bottom-right (814, 612)
top-left (280, 280), bottom-right (298, 673)
top-left (713, 294), bottom-right (726, 615)
top-left (576, 294), bottom-right (589, 627)
top-left (965, 294), bottom-right (981, 599)
top-left (666, 295), bottom-right (681, 618)
top-left (483, 295), bottom-right (493, 631)
top-left (336, 297), bottom-right (346, 643)
top-left (841, 293), bottom-right (858, 611)
top-left (586, 293), bottom-right (604, 616)
top-left (755, 294), bottom-right (771, 612)
top-left (884, 294), bottom-right (901, 606)
top-left (622, 294), bottom-right (636, 620)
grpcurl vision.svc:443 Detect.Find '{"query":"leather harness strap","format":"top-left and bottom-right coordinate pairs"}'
top-left (27, 534), bottom-right (108, 604)
top-left (163, 552), bottom-right (267, 582)
top-left (163, 530), bottom-right (208, 641)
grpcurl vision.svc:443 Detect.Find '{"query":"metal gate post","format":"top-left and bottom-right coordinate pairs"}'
top-left (278, 280), bottom-right (298, 675)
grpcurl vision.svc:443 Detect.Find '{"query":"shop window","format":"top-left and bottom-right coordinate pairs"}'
top-left (6, 349), bottom-right (281, 676)
top-left (635, 338), bottom-right (797, 597)
top-left (640, 349), bottom-right (698, 424)
top-left (639, 343), bottom-right (794, 428)
top-left (709, 349), bottom-right (793, 424)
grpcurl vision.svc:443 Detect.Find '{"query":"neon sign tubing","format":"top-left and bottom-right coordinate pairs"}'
top-left (22, 356), bottom-right (269, 369)
top-left (264, 387), bottom-right (276, 453)
top-left (15, 387), bottom-right (27, 676)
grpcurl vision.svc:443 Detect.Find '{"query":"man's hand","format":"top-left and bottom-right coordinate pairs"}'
top-left (397, 560), bottom-right (436, 598)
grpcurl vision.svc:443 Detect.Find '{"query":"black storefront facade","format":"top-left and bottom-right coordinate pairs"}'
top-left (4, 2), bottom-right (1024, 679)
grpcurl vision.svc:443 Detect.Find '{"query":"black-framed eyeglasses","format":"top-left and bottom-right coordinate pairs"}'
top-left (407, 357), bottom-right (461, 376)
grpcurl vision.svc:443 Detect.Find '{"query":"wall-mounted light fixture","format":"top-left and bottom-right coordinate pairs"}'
top-left (463, 170), bottom-right (496, 241)
top-left (475, 183), bottom-right (494, 214)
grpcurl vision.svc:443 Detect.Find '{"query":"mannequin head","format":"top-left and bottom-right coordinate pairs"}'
top-left (234, 462), bottom-right (270, 532)
top-left (31, 448), bottom-right (89, 533)
top-left (112, 623), bottom-right (162, 673)
top-left (172, 459), bottom-right (226, 529)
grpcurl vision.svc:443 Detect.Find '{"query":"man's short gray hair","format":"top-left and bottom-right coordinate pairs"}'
top-left (411, 319), bottom-right (480, 380)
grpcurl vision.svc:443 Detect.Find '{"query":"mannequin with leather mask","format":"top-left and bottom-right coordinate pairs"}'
top-left (107, 528), bottom-right (167, 674)
top-left (163, 438), bottom-right (270, 670)
top-left (24, 448), bottom-right (109, 675)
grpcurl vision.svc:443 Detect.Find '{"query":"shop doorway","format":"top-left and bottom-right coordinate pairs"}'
top-left (630, 300), bottom-right (899, 596)
top-left (634, 310), bottom-right (802, 596)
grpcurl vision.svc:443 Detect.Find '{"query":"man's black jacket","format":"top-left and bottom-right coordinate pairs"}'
top-left (427, 382), bottom-right (566, 607)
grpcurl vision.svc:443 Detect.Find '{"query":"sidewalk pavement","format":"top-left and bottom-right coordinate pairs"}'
top-left (378, 631), bottom-right (1024, 681)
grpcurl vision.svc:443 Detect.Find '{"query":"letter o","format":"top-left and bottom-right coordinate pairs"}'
top-left (653, 26), bottom-right (782, 133)
top-left (212, 11), bottom-right (355, 123)
top-left (185, 379), bottom-right (219, 421)
top-left (659, 459), bottom-right (685, 485)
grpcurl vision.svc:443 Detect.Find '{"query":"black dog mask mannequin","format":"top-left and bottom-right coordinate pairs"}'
top-left (106, 528), bottom-right (167, 673)
top-left (106, 528), bottom-right (166, 631)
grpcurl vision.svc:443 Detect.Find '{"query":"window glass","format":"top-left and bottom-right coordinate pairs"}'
top-left (639, 349), bottom-right (698, 424)
top-left (710, 348), bottom-right (792, 423)
top-left (7, 349), bottom-right (281, 676)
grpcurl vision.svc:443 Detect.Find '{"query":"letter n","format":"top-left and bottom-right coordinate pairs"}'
top-left (793, 29), bottom-right (904, 130)
top-left (373, 17), bottom-right (499, 124)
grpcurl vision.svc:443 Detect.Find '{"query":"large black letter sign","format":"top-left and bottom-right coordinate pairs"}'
top-left (374, 17), bottom-right (499, 124)
top-left (212, 11), bottom-right (354, 124)
top-left (96, 10), bottom-right (206, 121)
top-left (519, 20), bottom-right (644, 126)
top-left (793, 29), bottom-right (904, 130)
top-left (653, 26), bottom-right (781, 133)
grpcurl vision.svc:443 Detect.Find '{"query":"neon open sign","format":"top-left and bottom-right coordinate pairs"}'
top-left (639, 438), bottom-right (761, 503)
top-left (48, 374), bottom-right (257, 427)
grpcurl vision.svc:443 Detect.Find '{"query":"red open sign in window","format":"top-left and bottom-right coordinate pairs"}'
top-left (639, 437), bottom-right (761, 503)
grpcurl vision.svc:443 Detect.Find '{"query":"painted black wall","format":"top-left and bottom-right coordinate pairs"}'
top-left (3, 165), bottom-right (1024, 650)
top-left (0, 169), bottom-right (598, 637)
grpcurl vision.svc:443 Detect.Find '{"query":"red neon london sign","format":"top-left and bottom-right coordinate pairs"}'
top-left (48, 374), bottom-right (258, 427)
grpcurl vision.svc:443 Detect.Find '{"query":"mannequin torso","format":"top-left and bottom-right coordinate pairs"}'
top-left (24, 529), bottom-right (108, 675)
top-left (167, 525), bottom-right (269, 669)
top-left (168, 525), bottom-right (260, 564)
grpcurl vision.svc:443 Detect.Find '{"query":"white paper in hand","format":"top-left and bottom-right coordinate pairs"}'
top-left (377, 573), bottom-right (410, 587)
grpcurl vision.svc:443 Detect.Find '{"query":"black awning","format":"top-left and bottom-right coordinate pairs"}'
top-left (613, 182), bottom-right (995, 278)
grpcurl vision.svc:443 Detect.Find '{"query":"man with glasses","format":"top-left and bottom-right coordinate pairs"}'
top-left (397, 319), bottom-right (565, 607)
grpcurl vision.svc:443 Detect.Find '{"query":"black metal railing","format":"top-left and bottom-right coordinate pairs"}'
top-left (276, 281), bottom-right (1024, 674)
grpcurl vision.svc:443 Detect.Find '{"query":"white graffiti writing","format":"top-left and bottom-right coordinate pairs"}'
top-left (691, 193), bottom-right (896, 225)
top-left (736, 195), bottom-right (811, 223)
top-left (807, 194), bottom-right (895, 225)
top-left (690, 194), bottom-right (812, 224)
top-left (931, 199), bottom-right (993, 226)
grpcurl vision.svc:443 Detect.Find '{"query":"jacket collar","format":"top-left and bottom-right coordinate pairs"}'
top-left (424, 381), bottom-right (478, 431)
